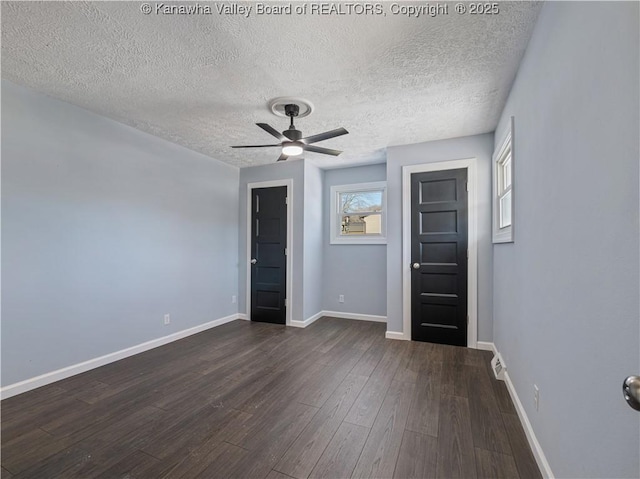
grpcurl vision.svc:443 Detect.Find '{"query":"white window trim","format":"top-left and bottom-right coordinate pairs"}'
top-left (330, 181), bottom-right (387, 245)
top-left (493, 116), bottom-right (515, 243)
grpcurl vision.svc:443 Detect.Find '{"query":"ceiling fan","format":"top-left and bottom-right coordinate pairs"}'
top-left (231, 104), bottom-right (348, 161)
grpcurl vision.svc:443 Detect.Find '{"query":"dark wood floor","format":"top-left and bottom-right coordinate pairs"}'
top-left (1, 317), bottom-right (541, 479)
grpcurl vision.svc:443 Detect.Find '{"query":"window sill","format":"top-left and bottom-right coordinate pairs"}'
top-left (493, 227), bottom-right (513, 244)
top-left (330, 236), bottom-right (387, 245)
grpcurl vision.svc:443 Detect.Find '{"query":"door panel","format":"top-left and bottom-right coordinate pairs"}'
top-left (411, 169), bottom-right (468, 345)
top-left (251, 186), bottom-right (287, 324)
top-left (420, 211), bottom-right (458, 233)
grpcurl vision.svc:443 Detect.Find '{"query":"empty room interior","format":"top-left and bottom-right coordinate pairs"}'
top-left (1, 1), bottom-right (639, 478)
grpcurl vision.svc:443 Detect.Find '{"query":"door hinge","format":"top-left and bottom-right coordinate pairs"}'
top-left (284, 247), bottom-right (287, 256)
top-left (284, 298), bottom-right (288, 307)
top-left (467, 249), bottom-right (469, 259)
top-left (256, 195), bottom-right (259, 212)
top-left (466, 181), bottom-right (469, 192)
top-left (285, 196), bottom-right (288, 205)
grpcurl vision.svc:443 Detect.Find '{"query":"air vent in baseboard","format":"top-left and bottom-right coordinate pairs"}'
top-left (491, 353), bottom-right (506, 381)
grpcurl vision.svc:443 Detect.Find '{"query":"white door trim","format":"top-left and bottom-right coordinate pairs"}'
top-left (246, 179), bottom-right (293, 327)
top-left (402, 158), bottom-right (478, 348)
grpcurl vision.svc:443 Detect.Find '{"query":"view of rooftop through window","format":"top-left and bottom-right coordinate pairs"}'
top-left (339, 190), bottom-right (383, 236)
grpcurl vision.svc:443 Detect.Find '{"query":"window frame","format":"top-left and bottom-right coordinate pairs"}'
top-left (330, 181), bottom-right (387, 245)
top-left (493, 117), bottom-right (515, 243)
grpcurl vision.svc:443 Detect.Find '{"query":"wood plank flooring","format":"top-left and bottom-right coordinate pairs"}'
top-left (1, 317), bottom-right (541, 478)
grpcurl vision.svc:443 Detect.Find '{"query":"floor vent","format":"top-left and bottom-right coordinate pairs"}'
top-left (491, 353), bottom-right (506, 381)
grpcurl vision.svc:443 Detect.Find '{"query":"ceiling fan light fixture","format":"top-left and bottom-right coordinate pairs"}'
top-left (282, 142), bottom-right (303, 156)
top-left (230, 105), bottom-right (348, 162)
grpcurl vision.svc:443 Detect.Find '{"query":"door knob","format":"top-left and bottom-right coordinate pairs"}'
top-left (250, 258), bottom-right (257, 265)
top-left (412, 263), bottom-right (420, 270)
top-left (622, 375), bottom-right (640, 411)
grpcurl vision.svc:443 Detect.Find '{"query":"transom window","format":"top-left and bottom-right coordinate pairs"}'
top-left (330, 181), bottom-right (387, 244)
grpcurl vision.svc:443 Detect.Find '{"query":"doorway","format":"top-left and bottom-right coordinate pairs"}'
top-left (410, 168), bottom-right (468, 345)
top-left (246, 180), bottom-right (292, 325)
top-left (402, 159), bottom-right (478, 347)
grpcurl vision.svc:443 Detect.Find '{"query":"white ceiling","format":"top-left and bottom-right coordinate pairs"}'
top-left (1, 1), bottom-right (541, 168)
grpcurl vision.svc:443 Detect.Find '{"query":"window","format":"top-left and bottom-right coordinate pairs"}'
top-left (493, 117), bottom-right (514, 243)
top-left (330, 181), bottom-right (387, 244)
top-left (497, 144), bottom-right (512, 228)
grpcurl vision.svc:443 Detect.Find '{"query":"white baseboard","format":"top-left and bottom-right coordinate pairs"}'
top-left (290, 311), bottom-right (324, 328)
top-left (238, 310), bottom-right (385, 329)
top-left (289, 310), bottom-right (387, 329)
top-left (498, 355), bottom-right (554, 478)
top-left (385, 331), bottom-right (408, 341)
top-left (322, 310), bottom-right (387, 323)
top-left (0, 313), bottom-right (243, 400)
top-left (477, 341), bottom-right (497, 353)
top-left (237, 313), bottom-right (248, 321)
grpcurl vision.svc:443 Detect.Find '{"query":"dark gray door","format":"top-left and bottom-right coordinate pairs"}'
top-left (251, 186), bottom-right (287, 324)
top-left (411, 169), bottom-right (468, 346)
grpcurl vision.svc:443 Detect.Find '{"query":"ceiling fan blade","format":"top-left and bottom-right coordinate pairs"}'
top-left (257, 123), bottom-right (287, 141)
top-left (304, 144), bottom-right (342, 156)
top-left (277, 153), bottom-right (288, 162)
top-left (231, 144), bottom-right (280, 148)
top-left (302, 127), bottom-right (348, 144)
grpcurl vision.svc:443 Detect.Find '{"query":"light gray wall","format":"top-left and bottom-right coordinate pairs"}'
top-left (1, 80), bottom-right (240, 386)
top-left (238, 160), bottom-right (305, 321)
top-left (492, 2), bottom-right (639, 477)
top-left (386, 134), bottom-right (494, 339)
top-left (322, 163), bottom-right (387, 316)
top-left (303, 162), bottom-right (324, 319)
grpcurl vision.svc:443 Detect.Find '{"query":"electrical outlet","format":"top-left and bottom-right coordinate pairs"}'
top-left (534, 384), bottom-right (539, 411)
top-left (164, 314), bottom-right (171, 325)
top-left (232, 295), bottom-right (237, 304)
top-left (339, 294), bottom-right (345, 303)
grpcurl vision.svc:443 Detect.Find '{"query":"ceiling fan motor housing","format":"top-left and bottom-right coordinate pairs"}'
top-left (283, 129), bottom-right (302, 141)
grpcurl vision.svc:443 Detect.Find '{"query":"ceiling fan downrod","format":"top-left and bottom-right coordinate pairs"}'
top-left (285, 104), bottom-right (299, 132)
top-left (283, 104), bottom-right (302, 141)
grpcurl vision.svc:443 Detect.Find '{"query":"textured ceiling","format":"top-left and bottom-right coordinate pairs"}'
top-left (1, 1), bottom-right (541, 168)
